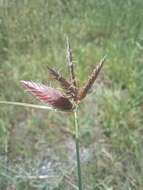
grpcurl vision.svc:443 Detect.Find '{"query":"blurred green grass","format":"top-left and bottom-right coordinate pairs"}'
top-left (0, 0), bottom-right (143, 189)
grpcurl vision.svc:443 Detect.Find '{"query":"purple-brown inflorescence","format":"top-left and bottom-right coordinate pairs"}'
top-left (77, 56), bottom-right (105, 101)
top-left (21, 40), bottom-right (105, 111)
top-left (21, 81), bottom-right (73, 111)
top-left (47, 66), bottom-right (77, 100)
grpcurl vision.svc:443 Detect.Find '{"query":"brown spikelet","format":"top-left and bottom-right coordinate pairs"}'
top-left (21, 80), bottom-right (73, 111)
top-left (77, 56), bottom-right (105, 101)
top-left (66, 37), bottom-right (77, 88)
top-left (47, 66), bottom-right (77, 99)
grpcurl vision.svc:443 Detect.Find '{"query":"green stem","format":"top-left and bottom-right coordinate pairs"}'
top-left (5, 134), bottom-right (8, 165)
top-left (74, 109), bottom-right (83, 190)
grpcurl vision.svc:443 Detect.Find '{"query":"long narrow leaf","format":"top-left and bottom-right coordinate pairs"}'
top-left (0, 101), bottom-right (54, 110)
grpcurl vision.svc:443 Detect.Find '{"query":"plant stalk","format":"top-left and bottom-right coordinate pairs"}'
top-left (74, 109), bottom-right (82, 190)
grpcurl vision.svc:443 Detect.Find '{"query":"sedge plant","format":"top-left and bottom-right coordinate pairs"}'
top-left (0, 38), bottom-right (105, 190)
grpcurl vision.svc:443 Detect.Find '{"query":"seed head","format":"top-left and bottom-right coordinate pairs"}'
top-left (21, 80), bottom-right (74, 111)
top-left (21, 40), bottom-right (105, 111)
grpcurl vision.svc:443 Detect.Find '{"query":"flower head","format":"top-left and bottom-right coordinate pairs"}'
top-left (21, 81), bottom-right (73, 111)
top-left (21, 39), bottom-right (105, 111)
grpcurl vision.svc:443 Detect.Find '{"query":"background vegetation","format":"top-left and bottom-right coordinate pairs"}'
top-left (0, 0), bottom-right (143, 189)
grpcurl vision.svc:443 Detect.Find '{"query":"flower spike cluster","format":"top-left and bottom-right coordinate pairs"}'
top-left (21, 39), bottom-right (105, 111)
